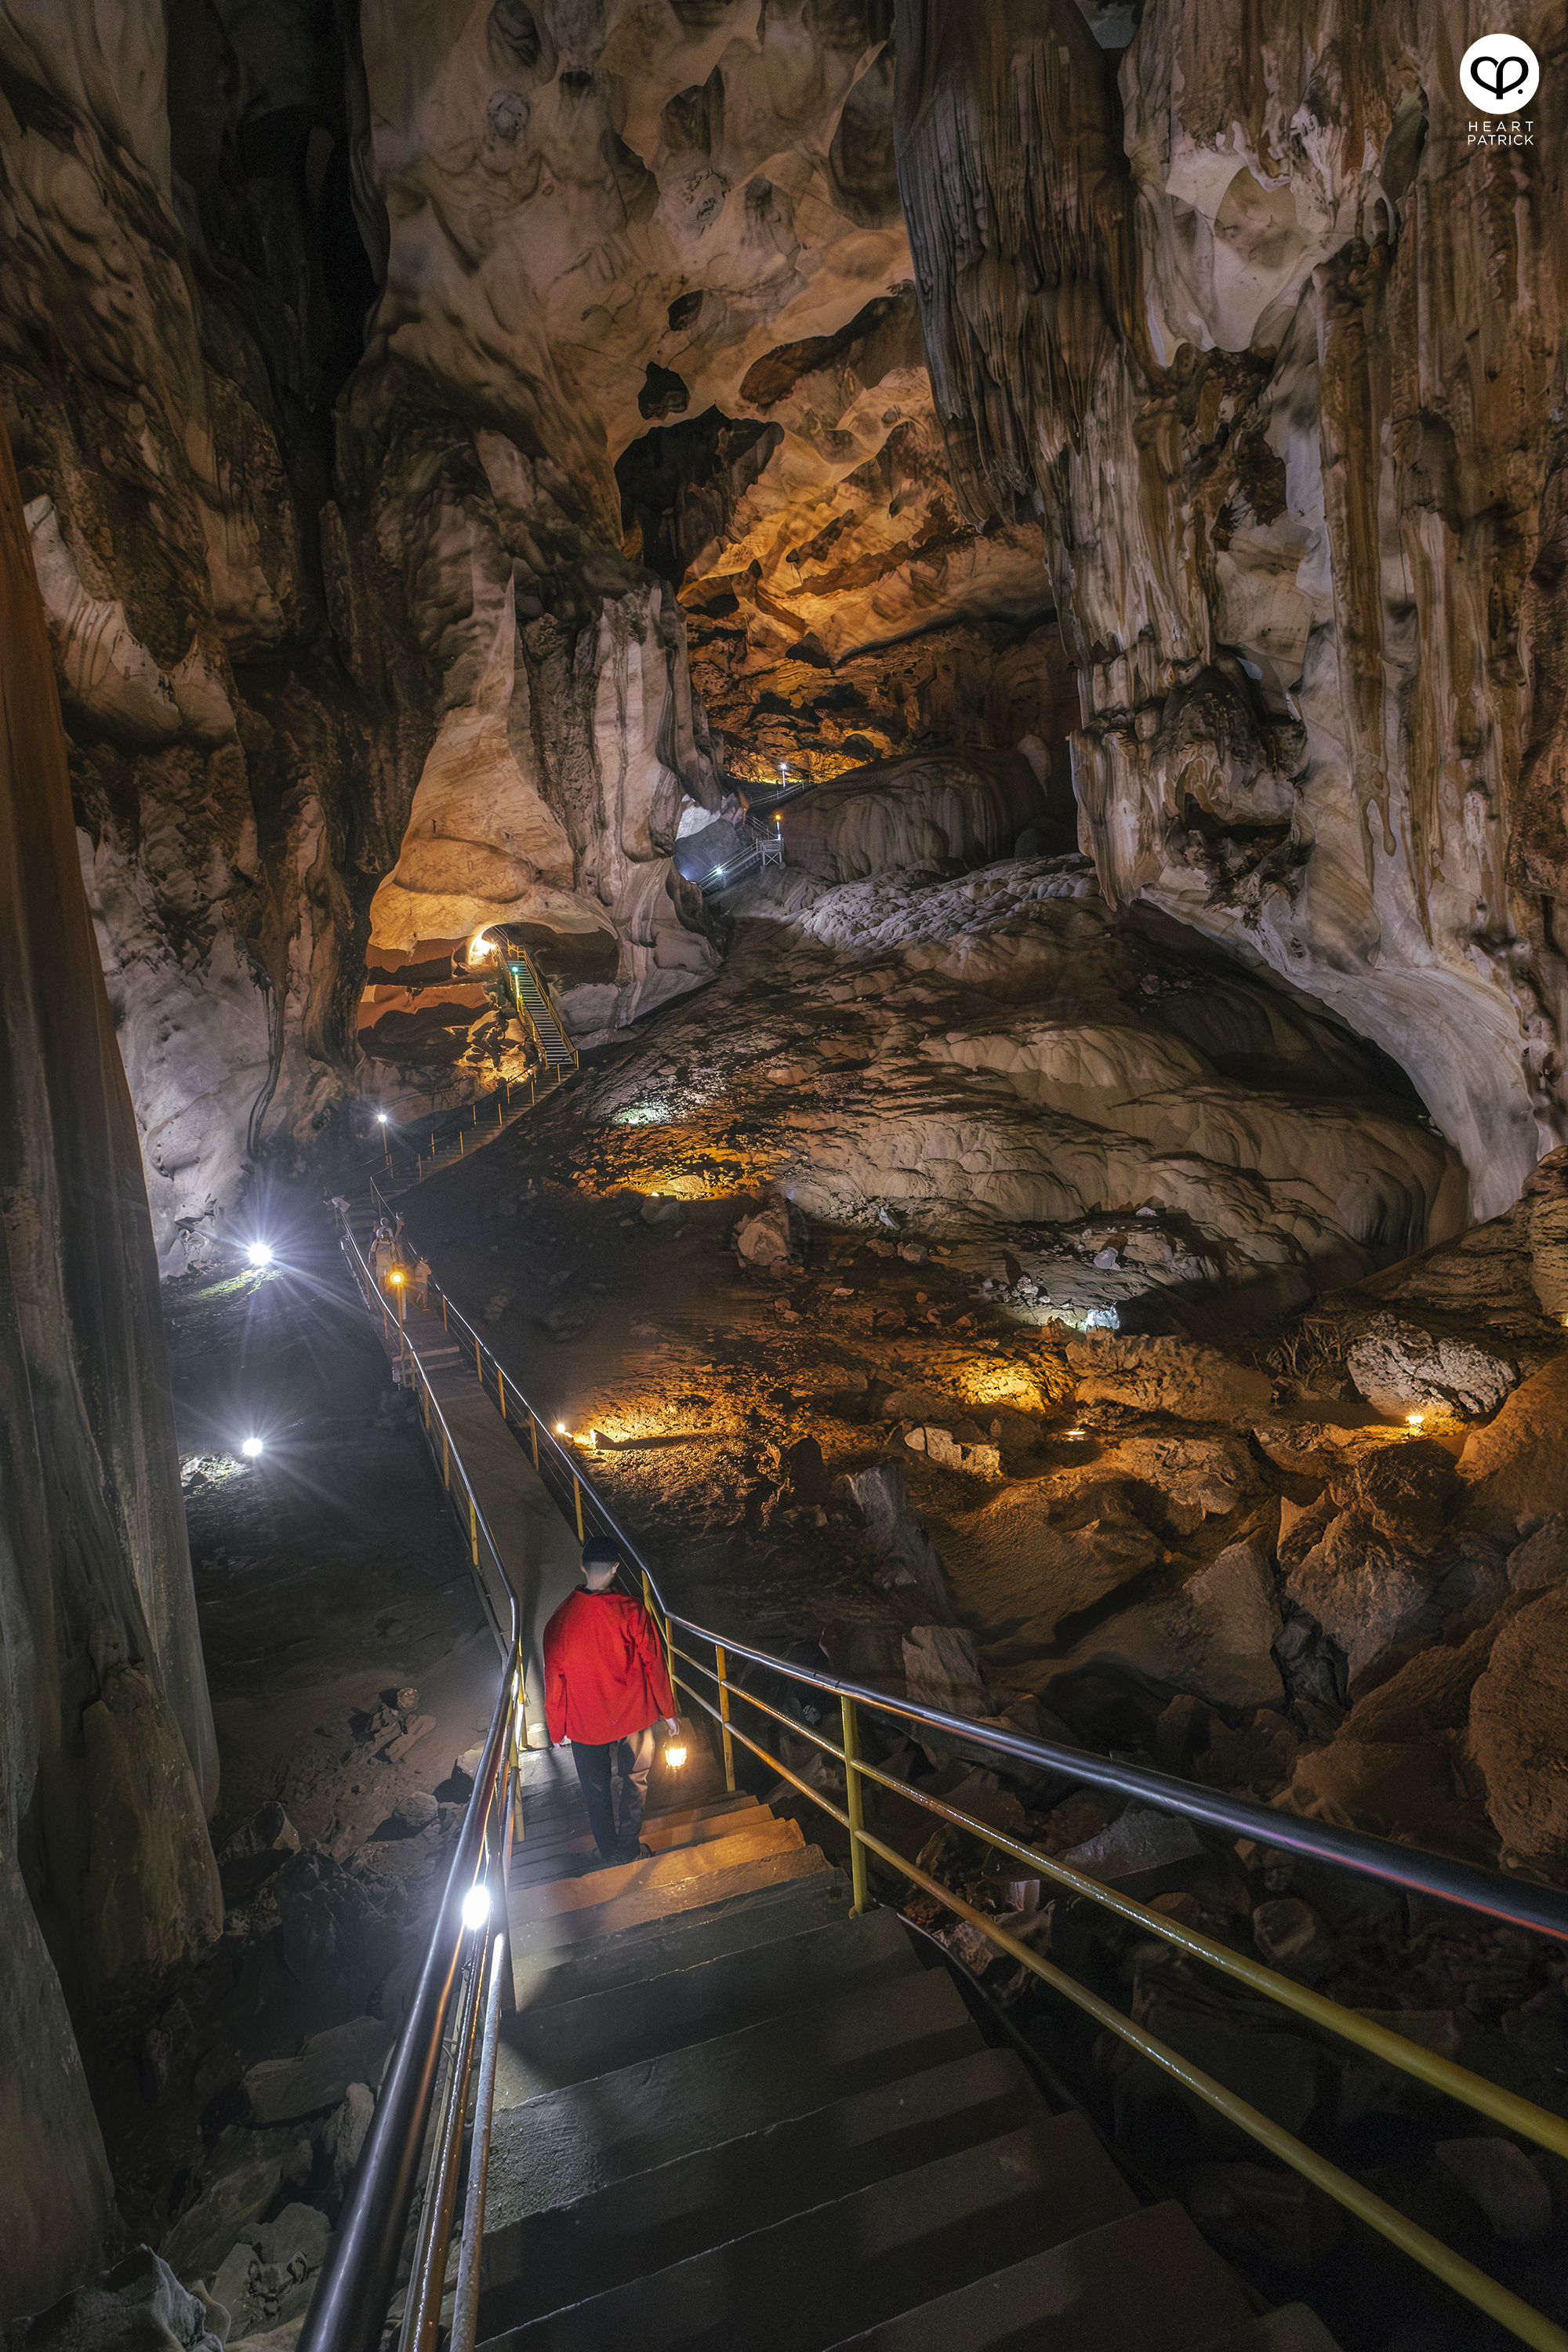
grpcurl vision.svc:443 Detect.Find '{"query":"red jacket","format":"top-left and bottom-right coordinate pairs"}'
top-left (543, 1589), bottom-right (676, 1745)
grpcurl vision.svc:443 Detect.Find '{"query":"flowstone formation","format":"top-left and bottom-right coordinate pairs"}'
top-left (0, 418), bottom-right (220, 2319)
top-left (894, 0), bottom-right (1568, 1220)
top-left (527, 852), bottom-right (1461, 1327)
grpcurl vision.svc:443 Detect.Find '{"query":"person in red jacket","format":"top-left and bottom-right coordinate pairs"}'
top-left (543, 1534), bottom-right (679, 1864)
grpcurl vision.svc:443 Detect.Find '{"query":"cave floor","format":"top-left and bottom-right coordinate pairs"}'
top-left (165, 1225), bottom-right (492, 1858)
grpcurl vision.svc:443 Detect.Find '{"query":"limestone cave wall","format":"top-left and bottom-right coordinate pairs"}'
top-left (0, 413), bottom-right (220, 2318)
top-left (895, 0), bottom-right (1568, 1221)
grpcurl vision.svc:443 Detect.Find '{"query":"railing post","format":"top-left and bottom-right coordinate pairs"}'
top-left (717, 1644), bottom-right (735, 1794)
top-left (442, 1428), bottom-right (450, 1490)
top-left (474, 1338), bottom-right (481, 1381)
top-left (573, 1474), bottom-right (584, 1541)
top-left (442, 1294), bottom-right (448, 1331)
top-left (496, 1369), bottom-right (505, 1421)
top-left (841, 1694), bottom-right (869, 1918)
top-left (468, 1493), bottom-right (478, 1569)
top-left (529, 1414), bottom-right (539, 1469)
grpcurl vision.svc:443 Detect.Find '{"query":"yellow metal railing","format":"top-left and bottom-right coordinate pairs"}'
top-left (342, 1205), bottom-right (1568, 2352)
top-left (664, 1639), bottom-right (1568, 2352)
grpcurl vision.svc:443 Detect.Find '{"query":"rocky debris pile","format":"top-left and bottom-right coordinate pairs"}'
top-left (2, 2249), bottom-right (223, 2352)
top-left (207, 2202), bottom-right (334, 2343)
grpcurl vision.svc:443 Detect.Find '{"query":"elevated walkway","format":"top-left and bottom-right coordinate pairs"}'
top-left (310, 1213), bottom-right (1568, 2352)
top-left (476, 1780), bottom-right (1328, 2352)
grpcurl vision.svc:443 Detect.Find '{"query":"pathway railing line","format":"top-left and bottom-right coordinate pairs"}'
top-left (339, 1190), bottom-right (1568, 2352)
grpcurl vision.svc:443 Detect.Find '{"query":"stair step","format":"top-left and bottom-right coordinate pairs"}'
top-left (513, 1795), bottom-right (759, 1872)
top-left (481, 2116), bottom-right (1141, 2351)
top-left (510, 1818), bottom-right (804, 1923)
top-left (818, 2201), bottom-right (1260, 2352)
top-left (510, 1807), bottom-right (769, 1885)
top-left (486, 1955), bottom-right (979, 2232)
top-left (499, 1907), bottom-right (919, 2098)
top-left (511, 1867), bottom-right (852, 2013)
top-left (477, 2048), bottom-right (1073, 2337)
top-left (508, 1842), bottom-right (831, 1962)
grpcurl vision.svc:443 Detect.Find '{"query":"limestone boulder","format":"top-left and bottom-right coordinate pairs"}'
top-left (2, 2249), bottom-right (221, 2352)
top-left (1283, 1514), bottom-right (1436, 1681)
top-left (1457, 1359), bottom-right (1568, 1537)
top-left (733, 1202), bottom-right (799, 1270)
top-left (1507, 1515), bottom-right (1568, 1593)
top-left (1469, 1585), bottom-right (1568, 1865)
top-left (902, 1626), bottom-right (990, 1716)
top-left (321, 2086), bottom-right (375, 2208)
top-left (1343, 1315), bottom-right (1518, 1421)
top-left (1340, 1603), bottom-right (1530, 1747)
top-left (1068, 1534), bottom-right (1284, 1713)
top-left (904, 1425), bottom-right (1001, 1478)
top-left (1325, 1437), bottom-right (1456, 1551)
top-left (844, 1465), bottom-right (953, 1617)
top-left (1282, 1740), bottom-right (1458, 1842)
top-left (1096, 1436), bottom-right (1259, 1533)
top-left (158, 2133), bottom-right (310, 2284)
top-left (1066, 1336), bottom-right (1272, 1423)
top-left (241, 2020), bottom-right (394, 2129)
top-left (949, 1483), bottom-right (1160, 1644)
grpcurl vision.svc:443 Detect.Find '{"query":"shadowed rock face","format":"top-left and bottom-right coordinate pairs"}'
top-left (893, 0), bottom-right (1568, 1219)
top-left (0, 415), bottom-right (220, 2318)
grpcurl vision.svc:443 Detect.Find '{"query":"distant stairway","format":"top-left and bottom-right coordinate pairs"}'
top-left (477, 1762), bottom-right (1338, 2352)
top-left (503, 951), bottom-right (577, 1074)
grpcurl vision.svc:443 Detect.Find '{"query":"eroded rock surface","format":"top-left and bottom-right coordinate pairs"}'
top-left (570, 855), bottom-right (1459, 1323)
top-left (894, 0), bottom-right (1568, 1216)
top-left (0, 417), bottom-right (217, 2315)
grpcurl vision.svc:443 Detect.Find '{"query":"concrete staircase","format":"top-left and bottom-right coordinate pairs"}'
top-left (480, 1771), bottom-right (1339, 2352)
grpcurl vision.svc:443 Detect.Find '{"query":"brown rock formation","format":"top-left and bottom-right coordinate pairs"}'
top-left (894, 0), bottom-right (1568, 1220)
top-left (0, 414), bottom-right (220, 2316)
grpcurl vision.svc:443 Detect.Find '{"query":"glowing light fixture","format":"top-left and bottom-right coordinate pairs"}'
top-left (468, 931), bottom-right (495, 966)
top-left (1406, 1412), bottom-right (1425, 1429)
top-left (663, 1735), bottom-right (688, 1769)
top-left (556, 1421), bottom-right (567, 1433)
top-left (390, 1269), bottom-right (405, 1286)
top-left (241, 1436), bottom-right (264, 1459)
top-left (377, 1112), bottom-right (388, 1125)
top-left (1066, 1426), bottom-right (1087, 1441)
top-left (460, 1884), bottom-right (491, 1931)
top-left (245, 1240), bottom-right (274, 1269)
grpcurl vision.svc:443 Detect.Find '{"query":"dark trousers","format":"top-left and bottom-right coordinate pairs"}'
top-left (571, 1726), bottom-right (656, 1860)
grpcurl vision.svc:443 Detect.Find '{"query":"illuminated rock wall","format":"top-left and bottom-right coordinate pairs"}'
top-left (895, 0), bottom-right (1568, 1220)
top-left (0, 415), bottom-right (220, 2318)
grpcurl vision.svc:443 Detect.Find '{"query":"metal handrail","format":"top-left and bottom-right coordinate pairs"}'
top-left (662, 1649), bottom-right (1568, 2352)
top-left (343, 1195), bottom-right (1568, 2351)
top-left (299, 1222), bottom-right (524, 2352)
top-left (364, 1179), bottom-right (1568, 1938)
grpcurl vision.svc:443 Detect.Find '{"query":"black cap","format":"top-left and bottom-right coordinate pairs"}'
top-left (581, 1534), bottom-right (620, 1570)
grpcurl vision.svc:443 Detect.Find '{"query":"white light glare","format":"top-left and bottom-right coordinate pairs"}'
top-left (460, 1884), bottom-right (491, 1931)
top-left (241, 1436), bottom-right (264, 1459)
top-left (246, 1240), bottom-right (274, 1268)
top-left (377, 1112), bottom-right (388, 1124)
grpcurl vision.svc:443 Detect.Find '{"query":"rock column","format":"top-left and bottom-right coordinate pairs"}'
top-left (0, 413), bottom-right (220, 2317)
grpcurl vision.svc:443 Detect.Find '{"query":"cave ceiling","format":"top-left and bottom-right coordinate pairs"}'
top-left (1, 0), bottom-right (1565, 1260)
